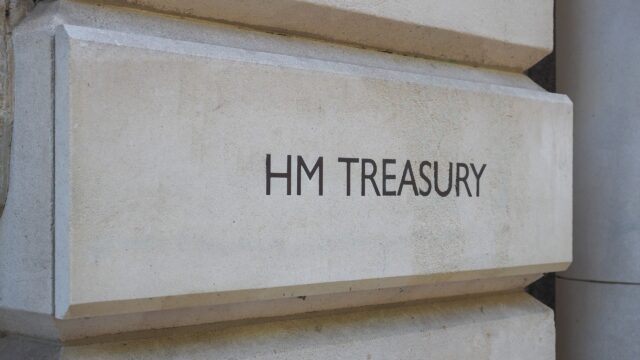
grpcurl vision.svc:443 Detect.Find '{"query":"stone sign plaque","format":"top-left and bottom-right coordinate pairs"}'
top-left (54, 25), bottom-right (571, 319)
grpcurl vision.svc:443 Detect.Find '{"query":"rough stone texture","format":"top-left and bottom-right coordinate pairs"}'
top-left (53, 22), bottom-right (571, 321)
top-left (556, 278), bottom-right (640, 360)
top-left (58, 292), bottom-right (554, 360)
top-left (98, 0), bottom-right (553, 71)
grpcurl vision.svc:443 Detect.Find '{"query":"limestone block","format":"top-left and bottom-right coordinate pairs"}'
top-left (53, 23), bottom-right (571, 322)
top-left (1, 2), bottom-right (571, 341)
top-left (56, 293), bottom-right (554, 360)
top-left (100, 0), bottom-right (553, 70)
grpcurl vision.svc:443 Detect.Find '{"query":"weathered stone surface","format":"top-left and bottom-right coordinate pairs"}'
top-left (1, 2), bottom-right (569, 342)
top-left (57, 293), bottom-right (554, 360)
top-left (0, 0), bottom-right (550, 324)
top-left (0, 293), bottom-right (556, 359)
top-left (3, 274), bottom-right (539, 341)
top-left (53, 23), bottom-right (571, 320)
top-left (100, 0), bottom-right (553, 70)
top-left (0, 23), bottom-right (55, 315)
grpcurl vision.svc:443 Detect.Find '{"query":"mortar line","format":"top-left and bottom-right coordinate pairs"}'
top-left (556, 275), bottom-right (640, 286)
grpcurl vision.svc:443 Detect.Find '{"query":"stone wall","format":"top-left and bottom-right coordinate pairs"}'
top-left (0, 1), bottom-right (570, 358)
top-left (0, 0), bottom-right (33, 217)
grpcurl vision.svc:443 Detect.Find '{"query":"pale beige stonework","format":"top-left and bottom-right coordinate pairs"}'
top-left (3, 274), bottom-right (540, 341)
top-left (53, 22), bottom-right (571, 322)
top-left (102, 0), bottom-right (553, 70)
top-left (59, 293), bottom-right (554, 360)
top-left (3, 0), bottom-right (552, 320)
top-left (0, 1), bottom-right (568, 356)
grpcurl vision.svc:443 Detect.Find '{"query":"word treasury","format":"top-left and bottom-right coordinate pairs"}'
top-left (266, 154), bottom-right (487, 197)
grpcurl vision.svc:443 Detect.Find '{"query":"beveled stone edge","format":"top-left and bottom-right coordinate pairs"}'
top-left (3, 273), bottom-right (552, 342)
top-left (56, 23), bottom-right (568, 104)
top-left (58, 263), bottom-right (568, 320)
top-left (78, 0), bottom-right (553, 71)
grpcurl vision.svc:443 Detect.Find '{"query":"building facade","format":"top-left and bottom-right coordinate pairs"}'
top-left (0, 0), bottom-right (624, 359)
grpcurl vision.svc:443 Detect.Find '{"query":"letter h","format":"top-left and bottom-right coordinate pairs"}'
top-left (266, 154), bottom-right (292, 195)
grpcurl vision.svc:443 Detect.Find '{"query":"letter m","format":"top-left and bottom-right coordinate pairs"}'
top-left (297, 156), bottom-right (323, 195)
